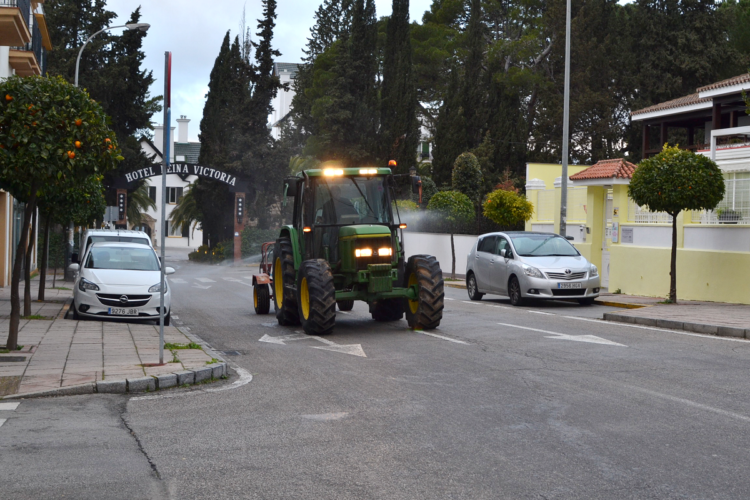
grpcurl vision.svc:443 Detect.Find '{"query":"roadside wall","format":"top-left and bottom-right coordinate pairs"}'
top-left (402, 232), bottom-right (476, 277)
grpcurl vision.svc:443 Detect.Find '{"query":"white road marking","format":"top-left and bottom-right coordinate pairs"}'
top-left (0, 419), bottom-right (5, 428)
top-left (528, 310), bottom-right (554, 316)
top-left (0, 402), bottom-right (20, 410)
top-left (259, 332), bottom-right (367, 357)
top-left (192, 285), bottom-right (212, 290)
top-left (462, 301), bottom-right (484, 305)
top-left (337, 311), bottom-right (350, 315)
top-left (445, 298), bottom-right (455, 301)
top-left (419, 331), bottom-right (470, 345)
top-left (497, 322), bottom-right (626, 347)
top-left (130, 366), bottom-right (254, 402)
top-left (195, 278), bottom-right (215, 283)
top-left (623, 384), bottom-right (750, 423)
top-left (222, 277), bottom-right (253, 287)
top-left (302, 412), bottom-right (348, 421)
top-left (170, 278), bottom-right (187, 284)
top-left (561, 316), bottom-right (750, 343)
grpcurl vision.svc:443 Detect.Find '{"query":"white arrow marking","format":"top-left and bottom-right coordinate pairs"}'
top-left (260, 332), bottom-right (366, 356)
top-left (170, 278), bottom-right (187, 284)
top-left (192, 285), bottom-right (212, 290)
top-left (497, 323), bottom-right (626, 347)
top-left (0, 402), bottom-right (20, 410)
top-left (419, 331), bottom-right (470, 345)
top-left (0, 419), bottom-right (6, 428)
top-left (195, 278), bottom-right (215, 283)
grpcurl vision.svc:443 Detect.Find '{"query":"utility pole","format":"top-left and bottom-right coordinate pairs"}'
top-left (559, 0), bottom-right (572, 238)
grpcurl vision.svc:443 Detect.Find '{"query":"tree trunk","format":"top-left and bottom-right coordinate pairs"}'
top-left (7, 183), bottom-right (38, 351)
top-left (451, 233), bottom-right (456, 280)
top-left (669, 212), bottom-right (678, 303)
top-left (24, 208), bottom-right (37, 316)
top-left (38, 212), bottom-right (51, 302)
top-left (53, 224), bottom-right (60, 288)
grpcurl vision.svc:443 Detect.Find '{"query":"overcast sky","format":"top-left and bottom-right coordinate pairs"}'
top-left (103, 0), bottom-right (434, 142)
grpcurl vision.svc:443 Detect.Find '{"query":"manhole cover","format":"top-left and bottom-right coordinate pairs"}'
top-left (222, 350), bottom-right (242, 356)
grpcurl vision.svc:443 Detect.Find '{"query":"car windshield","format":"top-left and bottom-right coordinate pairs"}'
top-left (84, 246), bottom-right (160, 271)
top-left (509, 234), bottom-right (580, 257)
top-left (312, 176), bottom-right (392, 225)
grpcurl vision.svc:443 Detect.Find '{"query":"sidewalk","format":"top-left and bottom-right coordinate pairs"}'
top-left (0, 273), bottom-right (228, 398)
top-left (599, 293), bottom-right (750, 339)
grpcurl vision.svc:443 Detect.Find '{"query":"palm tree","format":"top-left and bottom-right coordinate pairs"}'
top-left (170, 183), bottom-right (201, 238)
top-left (289, 155), bottom-right (319, 175)
top-left (127, 180), bottom-right (156, 227)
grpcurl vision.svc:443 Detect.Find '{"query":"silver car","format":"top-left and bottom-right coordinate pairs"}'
top-left (465, 231), bottom-right (600, 306)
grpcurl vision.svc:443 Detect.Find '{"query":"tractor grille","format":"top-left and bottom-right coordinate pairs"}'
top-left (97, 294), bottom-right (152, 307)
top-left (355, 237), bottom-right (392, 271)
top-left (546, 271), bottom-right (587, 280)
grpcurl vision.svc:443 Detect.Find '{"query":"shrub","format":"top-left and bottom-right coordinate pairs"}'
top-left (483, 189), bottom-right (534, 227)
top-left (427, 191), bottom-right (475, 228)
top-left (452, 152), bottom-right (483, 203)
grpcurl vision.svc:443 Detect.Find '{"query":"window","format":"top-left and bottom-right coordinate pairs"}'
top-left (165, 221), bottom-right (182, 237)
top-left (497, 237), bottom-right (509, 256)
top-left (692, 172), bottom-right (750, 224)
top-left (477, 236), bottom-right (498, 253)
top-left (85, 246), bottom-right (159, 271)
top-left (312, 176), bottom-right (391, 225)
top-left (509, 234), bottom-right (579, 257)
top-left (167, 187), bottom-right (183, 204)
top-left (148, 186), bottom-right (156, 203)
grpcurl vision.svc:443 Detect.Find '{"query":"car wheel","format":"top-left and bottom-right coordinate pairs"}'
top-left (467, 273), bottom-right (484, 301)
top-left (70, 303), bottom-right (80, 320)
top-left (578, 298), bottom-right (595, 306)
top-left (164, 312), bottom-right (171, 326)
top-left (508, 276), bottom-right (524, 306)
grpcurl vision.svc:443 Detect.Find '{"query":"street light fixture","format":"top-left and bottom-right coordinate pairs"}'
top-left (74, 23), bottom-right (151, 87)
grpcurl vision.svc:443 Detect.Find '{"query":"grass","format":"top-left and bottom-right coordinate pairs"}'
top-left (164, 342), bottom-right (201, 350)
top-left (658, 298), bottom-right (675, 304)
top-left (206, 358), bottom-right (221, 365)
top-left (0, 345), bottom-right (23, 353)
top-left (22, 315), bottom-right (51, 320)
top-left (613, 288), bottom-right (622, 294)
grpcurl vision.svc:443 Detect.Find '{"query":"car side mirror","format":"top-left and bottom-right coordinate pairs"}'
top-left (565, 235), bottom-right (574, 241)
top-left (500, 249), bottom-right (507, 258)
top-left (165, 267), bottom-right (176, 275)
top-left (71, 253), bottom-right (79, 264)
top-left (68, 263), bottom-right (80, 272)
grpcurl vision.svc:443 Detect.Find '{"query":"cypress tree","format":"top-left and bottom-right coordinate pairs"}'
top-left (431, 66), bottom-right (467, 187)
top-left (461, 0), bottom-right (486, 150)
top-left (380, 0), bottom-right (419, 175)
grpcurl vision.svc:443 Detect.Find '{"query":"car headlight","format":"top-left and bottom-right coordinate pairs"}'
top-left (78, 278), bottom-right (100, 292)
top-left (589, 264), bottom-right (598, 277)
top-left (149, 282), bottom-right (168, 293)
top-left (522, 264), bottom-right (544, 279)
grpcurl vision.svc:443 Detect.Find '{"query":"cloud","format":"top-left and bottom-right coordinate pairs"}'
top-left (104, 0), bottom-right (432, 142)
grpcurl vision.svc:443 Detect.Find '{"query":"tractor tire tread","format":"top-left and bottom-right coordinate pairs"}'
top-left (405, 255), bottom-right (444, 330)
top-left (274, 238), bottom-right (300, 326)
top-left (299, 259), bottom-right (336, 335)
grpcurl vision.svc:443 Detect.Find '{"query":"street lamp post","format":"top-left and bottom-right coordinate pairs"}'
top-left (559, 0), bottom-right (572, 238)
top-left (74, 23), bottom-right (150, 87)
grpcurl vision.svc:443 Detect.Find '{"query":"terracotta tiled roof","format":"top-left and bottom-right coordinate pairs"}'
top-left (569, 158), bottom-right (637, 181)
top-left (696, 73), bottom-right (750, 92)
top-left (630, 92), bottom-right (711, 116)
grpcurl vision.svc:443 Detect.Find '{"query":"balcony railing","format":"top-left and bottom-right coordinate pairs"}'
top-left (0, 0), bottom-right (30, 29)
top-left (9, 11), bottom-right (43, 75)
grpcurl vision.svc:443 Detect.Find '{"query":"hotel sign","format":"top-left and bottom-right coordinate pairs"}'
top-left (123, 163), bottom-right (241, 187)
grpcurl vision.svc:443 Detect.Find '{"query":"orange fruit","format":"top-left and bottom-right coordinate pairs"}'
top-left (75, 119), bottom-right (82, 126)
top-left (5, 94), bottom-right (12, 101)
top-left (75, 141), bottom-right (81, 148)
top-left (67, 151), bottom-right (75, 159)
top-left (108, 144), bottom-right (113, 149)
top-left (104, 138), bottom-right (111, 143)
top-left (31, 121), bottom-right (36, 126)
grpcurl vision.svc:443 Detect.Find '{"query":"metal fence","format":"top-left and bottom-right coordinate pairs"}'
top-left (627, 198), bottom-right (673, 224)
top-left (691, 172), bottom-right (750, 225)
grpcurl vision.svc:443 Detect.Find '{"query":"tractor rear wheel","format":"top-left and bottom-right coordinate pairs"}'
top-left (371, 299), bottom-right (403, 321)
top-left (404, 255), bottom-right (444, 330)
top-left (337, 300), bottom-right (354, 311)
top-left (254, 284), bottom-right (270, 314)
top-left (297, 259), bottom-right (336, 335)
top-left (273, 238), bottom-right (300, 326)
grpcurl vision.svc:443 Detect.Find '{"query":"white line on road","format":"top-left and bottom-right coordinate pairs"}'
top-left (527, 310), bottom-right (554, 315)
top-left (462, 301), bottom-right (484, 305)
top-left (623, 384), bottom-right (750, 423)
top-left (561, 316), bottom-right (750, 343)
top-left (419, 331), bottom-right (470, 345)
top-left (170, 278), bottom-right (187, 284)
top-left (0, 402), bottom-right (20, 410)
top-left (130, 365), bottom-right (254, 402)
top-left (497, 322), bottom-right (626, 346)
top-left (0, 418), bottom-right (6, 428)
top-left (445, 298), bottom-right (454, 300)
top-left (195, 278), bottom-right (216, 283)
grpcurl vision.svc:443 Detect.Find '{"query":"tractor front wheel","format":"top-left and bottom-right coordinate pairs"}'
top-left (337, 300), bottom-right (354, 311)
top-left (254, 284), bottom-right (270, 314)
top-left (273, 238), bottom-right (300, 326)
top-left (404, 255), bottom-right (444, 330)
top-left (297, 259), bottom-right (336, 335)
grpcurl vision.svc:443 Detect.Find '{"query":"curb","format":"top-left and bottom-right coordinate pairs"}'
top-left (0, 362), bottom-right (229, 400)
top-left (445, 282), bottom-right (466, 290)
top-left (603, 312), bottom-right (750, 339)
top-left (58, 297), bottom-right (73, 320)
top-left (594, 299), bottom-right (647, 309)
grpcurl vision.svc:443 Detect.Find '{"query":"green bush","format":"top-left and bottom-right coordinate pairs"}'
top-left (452, 152), bottom-right (483, 203)
top-left (393, 199), bottom-right (419, 214)
top-left (483, 189), bottom-right (534, 227)
top-left (427, 191), bottom-right (475, 228)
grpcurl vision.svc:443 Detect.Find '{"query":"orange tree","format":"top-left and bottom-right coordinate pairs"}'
top-left (629, 145), bottom-right (724, 303)
top-left (0, 75), bottom-right (121, 350)
top-left (427, 191), bottom-right (474, 279)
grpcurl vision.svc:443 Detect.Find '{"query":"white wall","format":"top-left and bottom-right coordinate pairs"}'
top-left (144, 174), bottom-right (203, 249)
top-left (271, 71), bottom-right (296, 140)
top-left (684, 226), bottom-right (750, 252)
top-left (619, 224), bottom-right (672, 248)
top-left (402, 232), bottom-right (477, 277)
top-left (0, 47), bottom-right (13, 78)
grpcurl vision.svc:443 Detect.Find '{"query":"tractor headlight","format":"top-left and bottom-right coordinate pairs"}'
top-left (78, 278), bottom-right (100, 292)
top-left (378, 247), bottom-right (392, 257)
top-left (355, 248), bottom-right (373, 257)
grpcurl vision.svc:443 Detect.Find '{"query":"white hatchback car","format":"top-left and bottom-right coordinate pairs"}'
top-left (70, 242), bottom-right (175, 324)
top-left (465, 231), bottom-right (600, 306)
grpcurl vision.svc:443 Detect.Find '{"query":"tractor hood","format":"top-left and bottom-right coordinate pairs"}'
top-left (339, 225), bottom-right (391, 239)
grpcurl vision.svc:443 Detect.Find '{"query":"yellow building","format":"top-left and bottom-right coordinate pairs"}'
top-left (0, 0), bottom-right (51, 286)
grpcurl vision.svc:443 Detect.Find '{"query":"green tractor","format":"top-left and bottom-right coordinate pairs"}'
top-left (272, 164), bottom-right (444, 335)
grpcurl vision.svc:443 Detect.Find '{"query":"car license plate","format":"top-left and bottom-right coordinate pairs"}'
top-left (108, 307), bottom-right (139, 316)
top-left (558, 282), bottom-right (582, 289)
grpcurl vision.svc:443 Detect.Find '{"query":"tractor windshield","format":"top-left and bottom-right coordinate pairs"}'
top-left (313, 176), bottom-right (392, 226)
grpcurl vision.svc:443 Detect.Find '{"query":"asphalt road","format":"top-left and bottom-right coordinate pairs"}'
top-left (3, 257), bottom-right (750, 499)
